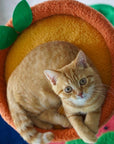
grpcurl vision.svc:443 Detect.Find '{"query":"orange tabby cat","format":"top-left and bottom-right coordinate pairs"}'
top-left (7, 41), bottom-right (105, 144)
top-left (44, 47), bottom-right (106, 143)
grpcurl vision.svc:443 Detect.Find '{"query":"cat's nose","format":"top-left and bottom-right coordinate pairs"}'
top-left (77, 92), bottom-right (83, 97)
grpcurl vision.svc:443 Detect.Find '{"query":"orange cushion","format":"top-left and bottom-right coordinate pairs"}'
top-left (0, 0), bottom-right (114, 141)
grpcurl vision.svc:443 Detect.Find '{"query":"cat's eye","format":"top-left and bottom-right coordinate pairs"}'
top-left (64, 86), bottom-right (73, 93)
top-left (79, 78), bottom-right (87, 86)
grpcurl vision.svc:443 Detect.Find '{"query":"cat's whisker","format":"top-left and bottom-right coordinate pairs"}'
top-left (95, 83), bottom-right (112, 90)
top-left (93, 88), bottom-right (114, 96)
top-left (95, 84), bottom-right (114, 95)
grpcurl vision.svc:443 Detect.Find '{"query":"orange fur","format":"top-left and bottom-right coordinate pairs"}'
top-left (45, 45), bottom-right (106, 143)
top-left (0, 0), bottom-right (112, 142)
top-left (7, 41), bottom-right (106, 144)
top-left (7, 41), bottom-right (79, 144)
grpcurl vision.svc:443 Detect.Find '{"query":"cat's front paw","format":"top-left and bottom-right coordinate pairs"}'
top-left (83, 133), bottom-right (97, 144)
top-left (85, 121), bottom-right (98, 134)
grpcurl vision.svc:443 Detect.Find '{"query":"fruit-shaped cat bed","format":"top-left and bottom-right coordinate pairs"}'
top-left (0, 0), bottom-right (114, 142)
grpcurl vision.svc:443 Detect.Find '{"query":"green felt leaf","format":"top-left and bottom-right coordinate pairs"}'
top-left (95, 132), bottom-right (114, 144)
top-left (13, 0), bottom-right (33, 32)
top-left (0, 26), bottom-right (18, 50)
top-left (66, 139), bottom-right (87, 144)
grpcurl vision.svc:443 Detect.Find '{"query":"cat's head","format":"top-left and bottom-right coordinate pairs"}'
top-left (44, 50), bottom-right (104, 106)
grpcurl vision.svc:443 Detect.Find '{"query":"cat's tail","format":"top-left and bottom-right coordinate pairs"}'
top-left (7, 88), bottom-right (54, 144)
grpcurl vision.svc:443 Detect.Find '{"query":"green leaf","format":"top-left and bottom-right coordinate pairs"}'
top-left (0, 26), bottom-right (18, 50)
top-left (96, 132), bottom-right (114, 144)
top-left (13, 0), bottom-right (33, 32)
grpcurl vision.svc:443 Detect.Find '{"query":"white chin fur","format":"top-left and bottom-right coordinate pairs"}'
top-left (69, 97), bottom-right (87, 106)
top-left (69, 86), bottom-right (94, 106)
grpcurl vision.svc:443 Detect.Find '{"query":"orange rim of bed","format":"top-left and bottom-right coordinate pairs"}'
top-left (0, 0), bottom-right (114, 141)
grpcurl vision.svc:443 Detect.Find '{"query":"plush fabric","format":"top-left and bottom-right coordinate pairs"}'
top-left (66, 132), bottom-right (114, 144)
top-left (97, 115), bottom-right (114, 137)
top-left (12, 0), bottom-right (32, 32)
top-left (96, 132), bottom-right (114, 144)
top-left (91, 4), bottom-right (114, 26)
top-left (0, 0), bottom-right (114, 142)
top-left (0, 26), bottom-right (18, 49)
top-left (5, 14), bottom-right (112, 129)
top-left (5, 15), bottom-right (111, 85)
top-left (0, 116), bottom-right (27, 144)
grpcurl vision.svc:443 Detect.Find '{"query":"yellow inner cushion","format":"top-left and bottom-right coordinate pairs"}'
top-left (5, 15), bottom-right (111, 85)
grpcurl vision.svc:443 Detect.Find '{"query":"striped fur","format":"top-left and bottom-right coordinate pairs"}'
top-left (7, 41), bottom-right (106, 144)
top-left (7, 87), bottom-right (54, 144)
top-left (7, 41), bottom-right (77, 144)
top-left (45, 50), bottom-right (106, 143)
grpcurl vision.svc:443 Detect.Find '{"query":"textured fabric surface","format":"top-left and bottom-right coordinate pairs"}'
top-left (12, 0), bottom-right (32, 32)
top-left (66, 132), bottom-right (114, 144)
top-left (97, 115), bottom-right (114, 137)
top-left (0, 116), bottom-right (27, 144)
top-left (91, 4), bottom-right (114, 26)
top-left (5, 14), bottom-right (112, 128)
top-left (0, 0), bottom-right (114, 142)
top-left (0, 26), bottom-right (18, 49)
top-left (5, 15), bottom-right (111, 85)
top-left (96, 132), bottom-right (114, 144)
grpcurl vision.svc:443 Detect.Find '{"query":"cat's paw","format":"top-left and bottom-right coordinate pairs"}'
top-left (83, 133), bottom-right (97, 144)
top-left (42, 132), bottom-right (54, 143)
top-left (31, 132), bottom-right (54, 144)
top-left (85, 122), bottom-right (98, 134)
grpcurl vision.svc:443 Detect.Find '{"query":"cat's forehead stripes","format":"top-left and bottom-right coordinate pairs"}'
top-left (87, 75), bottom-right (94, 78)
top-left (63, 69), bottom-right (78, 84)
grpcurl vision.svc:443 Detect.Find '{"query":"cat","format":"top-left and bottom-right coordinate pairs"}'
top-left (7, 41), bottom-right (106, 144)
top-left (44, 45), bottom-right (106, 143)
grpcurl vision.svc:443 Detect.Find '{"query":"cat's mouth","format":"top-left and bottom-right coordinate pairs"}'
top-left (76, 94), bottom-right (85, 99)
top-left (80, 95), bottom-right (84, 98)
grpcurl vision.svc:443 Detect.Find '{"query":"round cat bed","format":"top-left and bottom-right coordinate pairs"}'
top-left (0, 0), bottom-right (114, 142)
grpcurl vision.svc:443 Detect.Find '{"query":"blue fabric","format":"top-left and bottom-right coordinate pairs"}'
top-left (0, 115), bottom-right (27, 144)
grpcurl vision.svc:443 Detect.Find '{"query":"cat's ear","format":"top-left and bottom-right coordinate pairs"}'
top-left (75, 50), bottom-right (88, 68)
top-left (44, 70), bottom-right (60, 86)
